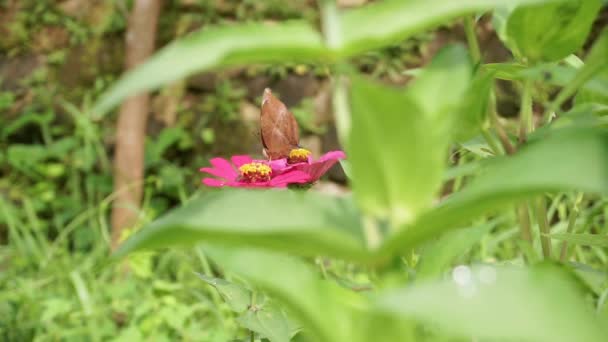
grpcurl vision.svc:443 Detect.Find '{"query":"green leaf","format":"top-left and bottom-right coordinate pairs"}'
top-left (93, 22), bottom-right (327, 117)
top-left (416, 220), bottom-right (497, 280)
top-left (483, 62), bottom-right (608, 97)
top-left (574, 28), bottom-right (608, 106)
top-left (349, 45), bottom-right (471, 225)
top-left (339, 160), bottom-right (352, 179)
top-left (380, 127), bottom-right (608, 258)
top-left (205, 247), bottom-right (358, 342)
top-left (504, 0), bottom-right (601, 62)
top-left (93, 0), bottom-right (560, 116)
top-left (451, 70), bottom-right (494, 142)
top-left (549, 233), bottom-right (608, 248)
top-left (339, 0), bottom-right (563, 57)
top-left (375, 264), bottom-right (607, 342)
top-left (195, 273), bottom-right (251, 313)
top-left (569, 263), bottom-right (608, 296)
top-left (532, 103), bottom-right (608, 136)
top-left (237, 300), bottom-right (299, 342)
top-left (113, 189), bottom-right (368, 261)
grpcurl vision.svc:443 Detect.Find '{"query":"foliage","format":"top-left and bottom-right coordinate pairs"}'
top-left (3, 0), bottom-right (608, 341)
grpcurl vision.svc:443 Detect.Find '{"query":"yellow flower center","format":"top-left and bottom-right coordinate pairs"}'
top-left (287, 148), bottom-right (311, 164)
top-left (239, 162), bottom-right (272, 182)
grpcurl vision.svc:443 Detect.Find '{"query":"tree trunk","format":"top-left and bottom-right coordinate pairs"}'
top-left (111, 0), bottom-right (162, 250)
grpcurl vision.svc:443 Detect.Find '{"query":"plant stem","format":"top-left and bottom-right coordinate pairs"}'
top-left (489, 91), bottom-right (515, 155)
top-left (452, 152), bottom-right (467, 192)
top-left (332, 77), bottom-right (351, 147)
top-left (518, 79), bottom-right (533, 143)
top-left (560, 193), bottom-right (584, 262)
top-left (517, 204), bottom-right (533, 244)
top-left (319, 0), bottom-right (342, 50)
top-left (481, 128), bottom-right (501, 156)
top-left (535, 197), bottom-right (552, 259)
top-left (464, 16), bottom-right (481, 64)
top-left (363, 216), bottom-right (382, 249)
top-left (250, 291), bottom-right (257, 342)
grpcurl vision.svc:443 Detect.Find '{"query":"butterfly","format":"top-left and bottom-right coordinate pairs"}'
top-left (260, 88), bottom-right (300, 160)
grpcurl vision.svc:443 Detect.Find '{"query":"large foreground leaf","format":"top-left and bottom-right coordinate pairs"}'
top-left (206, 247), bottom-right (416, 342)
top-left (93, 0), bottom-right (561, 116)
top-left (349, 45), bottom-right (471, 225)
top-left (114, 189), bottom-right (368, 261)
top-left (416, 220), bottom-right (497, 280)
top-left (204, 247), bottom-right (359, 342)
top-left (375, 264), bottom-right (607, 341)
top-left (93, 22), bottom-right (326, 117)
top-left (380, 128), bottom-right (608, 258)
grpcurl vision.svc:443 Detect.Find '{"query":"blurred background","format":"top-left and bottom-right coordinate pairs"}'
top-left (1, 0), bottom-right (607, 340)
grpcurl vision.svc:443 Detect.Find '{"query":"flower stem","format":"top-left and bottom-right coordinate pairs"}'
top-left (535, 197), bottom-right (552, 259)
top-left (489, 91), bottom-right (515, 155)
top-left (516, 77), bottom-right (539, 260)
top-left (363, 216), bottom-right (382, 249)
top-left (517, 204), bottom-right (533, 244)
top-left (319, 0), bottom-right (342, 50)
top-left (518, 79), bottom-right (533, 143)
top-left (481, 128), bottom-right (501, 156)
top-left (464, 16), bottom-right (481, 64)
top-left (560, 193), bottom-right (584, 262)
top-left (332, 77), bottom-right (351, 147)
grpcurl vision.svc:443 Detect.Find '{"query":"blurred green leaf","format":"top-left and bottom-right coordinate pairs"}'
top-left (569, 263), bottom-right (608, 296)
top-left (380, 127), bottom-right (608, 258)
top-left (417, 220), bottom-right (496, 280)
top-left (532, 103), bottom-right (608, 136)
top-left (549, 233), bottom-right (608, 248)
top-left (483, 61), bottom-right (608, 97)
top-left (574, 28), bottom-right (608, 106)
top-left (451, 70), bottom-right (493, 142)
top-left (93, 0), bottom-right (560, 116)
top-left (349, 45), bottom-right (471, 225)
top-left (114, 189), bottom-right (368, 261)
top-left (339, 160), bottom-right (352, 179)
top-left (375, 264), bottom-right (607, 342)
top-left (205, 247), bottom-right (358, 342)
top-left (339, 0), bottom-right (563, 56)
top-left (236, 300), bottom-right (299, 342)
top-left (196, 273), bottom-right (251, 313)
top-left (504, 0), bottom-right (601, 62)
top-left (93, 22), bottom-right (326, 117)
top-left (482, 62), bottom-right (526, 80)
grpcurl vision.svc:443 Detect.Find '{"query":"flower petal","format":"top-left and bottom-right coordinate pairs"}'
top-left (209, 157), bottom-right (238, 178)
top-left (268, 158), bottom-right (288, 171)
top-left (200, 167), bottom-right (233, 179)
top-left (296, 158), bottom-right (341, 182)
top-left (270, 170), bottom-right (311, 186)
top-left (319, 150), bottom-right (346, 162)
top-left (229, 180), bottom-right (277, 188)
top-left (202, 178), bottom-right (226, 187)
top-left (231, 155), bottom-right (253, 167)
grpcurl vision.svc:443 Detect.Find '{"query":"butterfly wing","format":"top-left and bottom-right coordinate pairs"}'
top-left (260, 88), bottom-right (300, 159)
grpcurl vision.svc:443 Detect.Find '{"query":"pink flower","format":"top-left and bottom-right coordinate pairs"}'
top-left (200, 155), bottom-right (310, 188)
top-left (271, 149), bottom-right (346, 183)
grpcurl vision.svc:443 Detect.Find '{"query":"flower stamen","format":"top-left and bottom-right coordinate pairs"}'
top-left (288, 148), bottom-right (311, 164)
top-left (238, 162), bottom-right (272, 183)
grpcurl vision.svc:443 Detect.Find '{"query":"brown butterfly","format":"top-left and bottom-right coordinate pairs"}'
top-left (260, 88), bottom-right (300, 160)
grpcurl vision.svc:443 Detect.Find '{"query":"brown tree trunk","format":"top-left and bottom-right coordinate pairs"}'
top-left (111, 0), bottom-right (162, 250)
